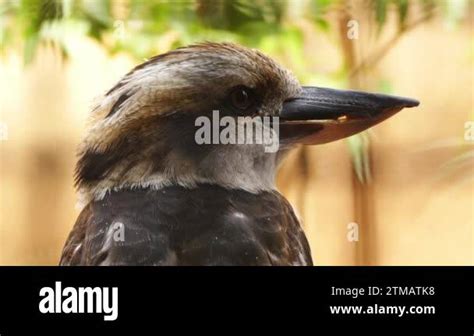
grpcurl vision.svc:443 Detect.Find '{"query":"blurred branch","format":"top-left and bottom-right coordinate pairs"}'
top-left (350, 4), bottom-right (437, 78)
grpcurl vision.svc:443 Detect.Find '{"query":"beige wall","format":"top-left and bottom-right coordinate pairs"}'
top-left (0, 17), bottom-right (472, 265)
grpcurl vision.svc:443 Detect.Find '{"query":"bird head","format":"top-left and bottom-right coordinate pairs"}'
top-left (76, 42), bottom-right (418, 206)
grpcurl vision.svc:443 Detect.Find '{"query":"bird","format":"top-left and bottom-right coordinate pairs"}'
top-left (60, 42), bottom-right (419, 266)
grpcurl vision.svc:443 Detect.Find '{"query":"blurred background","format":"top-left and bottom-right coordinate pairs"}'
top-left (0, 0), bottom-right (472, 265)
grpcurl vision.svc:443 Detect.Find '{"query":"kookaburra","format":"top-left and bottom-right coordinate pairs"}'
top-left (60, 42), bottom-right (418, 266)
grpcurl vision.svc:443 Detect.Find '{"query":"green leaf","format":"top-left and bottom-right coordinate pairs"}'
top-left (315, 17), bottom-right (329, 31)
top-left (310, 0), bottom-right (332, 14)
top-left (396, 0), bottom-right (409, 30)
top-left (443, 0), bottom-right (469, 28)
top-left (23, 34), bottom-right (39, 65)
top-left (377, 78), bottom-right (393, 94)
top-left (375, 0), bottom-right (388, 34)
top-left (347, 132), bottom-right (372, 184)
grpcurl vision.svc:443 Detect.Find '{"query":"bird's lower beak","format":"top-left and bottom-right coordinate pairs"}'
top-left (279, 86), bottom-right (419, 145)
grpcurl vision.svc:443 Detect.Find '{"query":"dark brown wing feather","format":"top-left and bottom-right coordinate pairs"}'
top-left (60, 185), bottom-right (312, 266)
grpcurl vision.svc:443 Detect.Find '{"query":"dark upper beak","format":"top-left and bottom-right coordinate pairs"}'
top-left (280, 86), bottom-right (419, 145)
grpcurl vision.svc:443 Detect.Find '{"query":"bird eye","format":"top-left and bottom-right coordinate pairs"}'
top-left (229, 86), bottom-right (254, 110)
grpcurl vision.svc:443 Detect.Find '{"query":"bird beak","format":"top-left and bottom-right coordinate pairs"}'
top-left (279, 86), bottom-right (419, 145)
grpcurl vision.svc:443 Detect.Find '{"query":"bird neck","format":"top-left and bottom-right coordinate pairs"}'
top-left (76, 145), bottom-right (286, 210)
